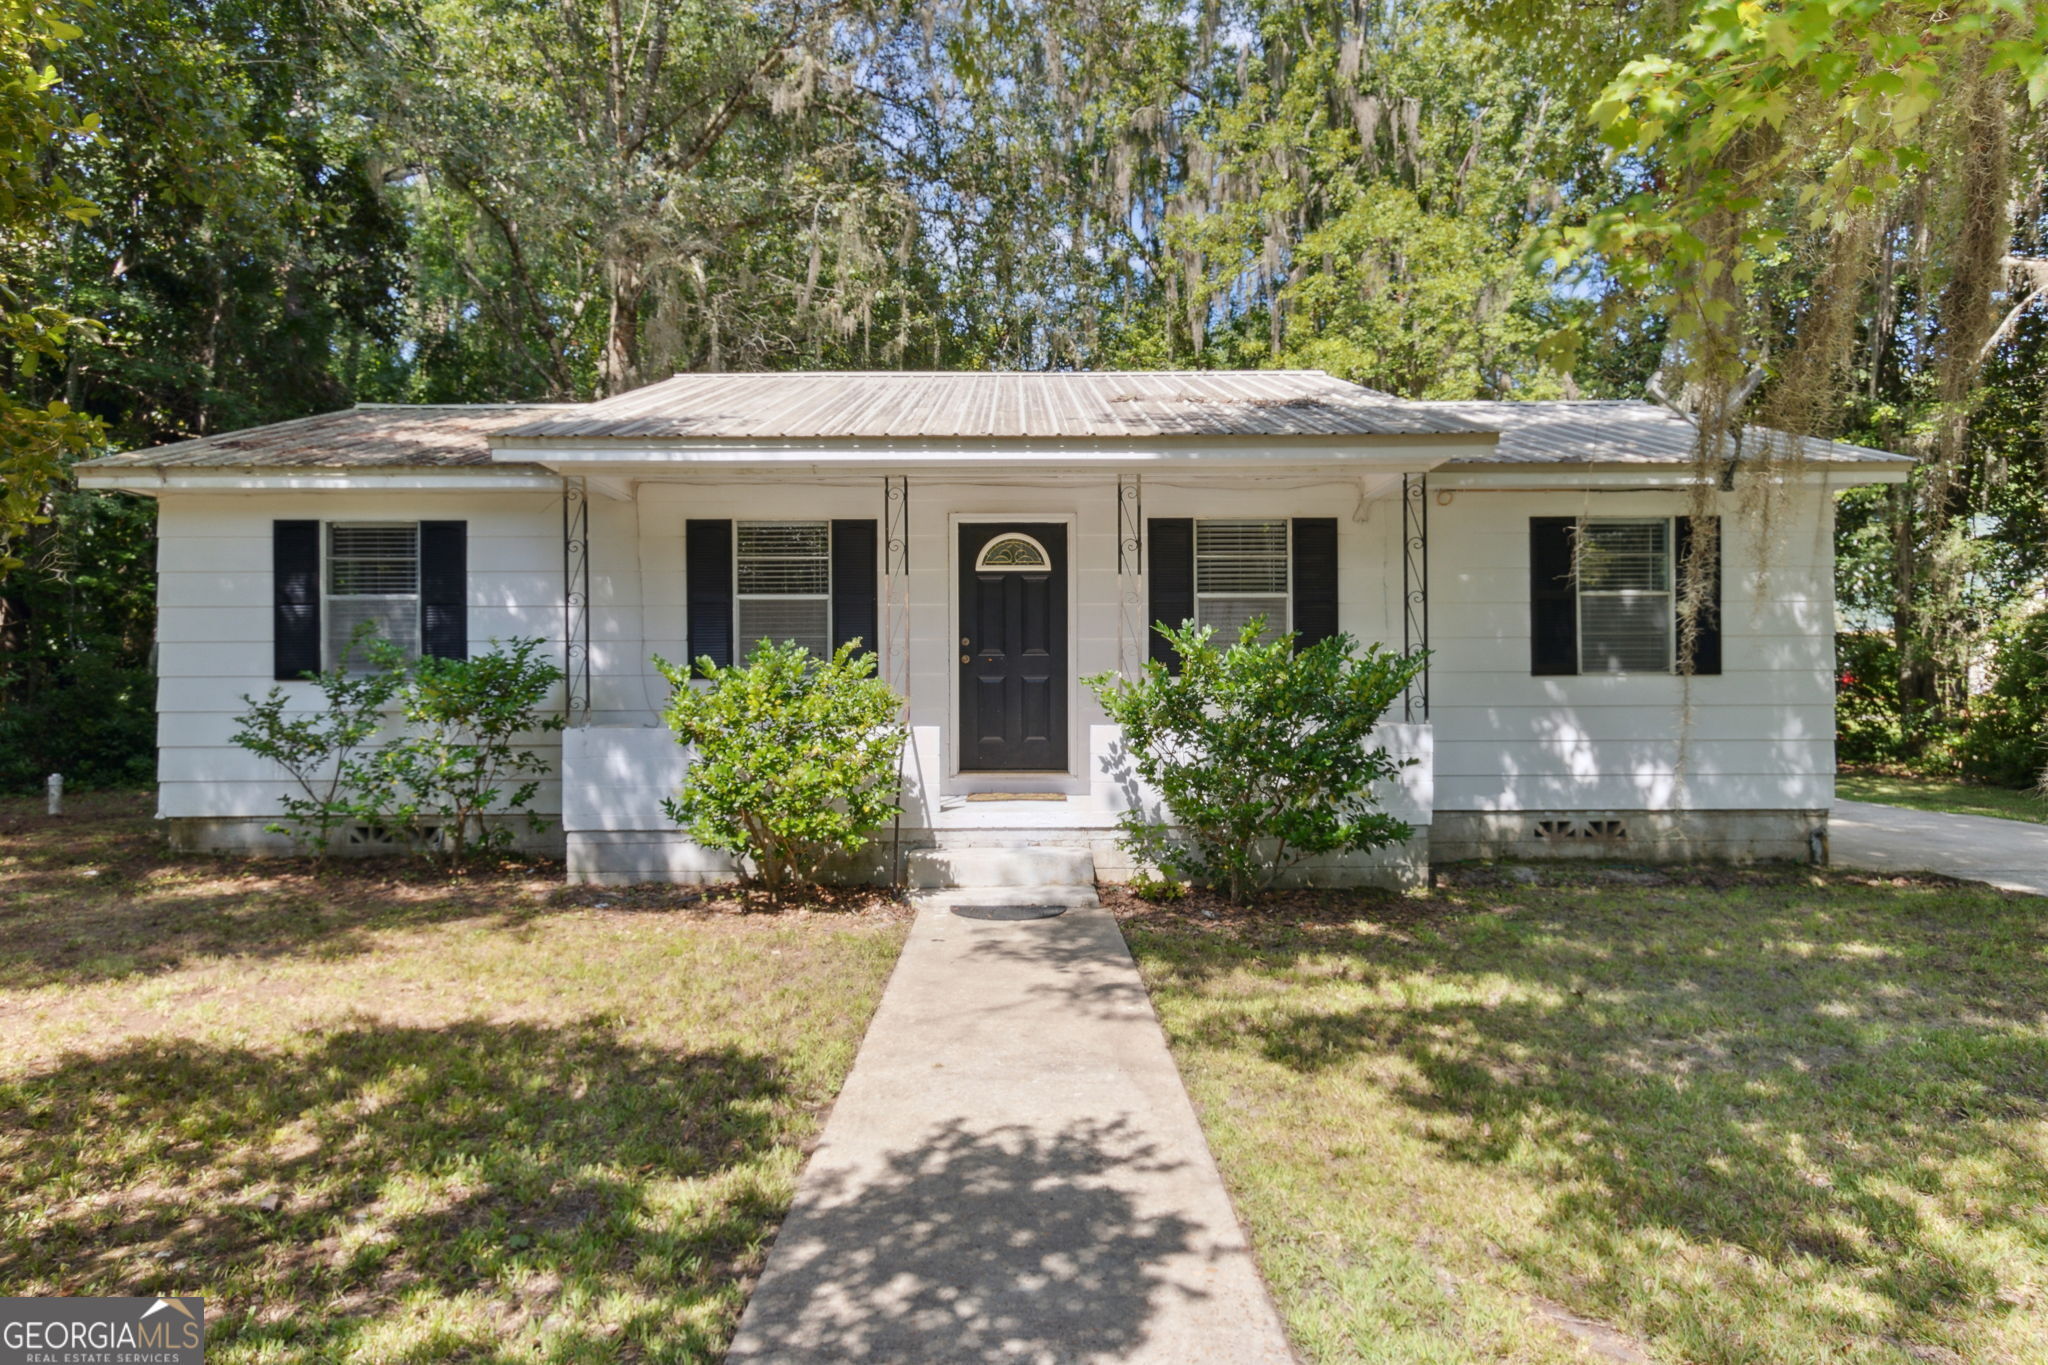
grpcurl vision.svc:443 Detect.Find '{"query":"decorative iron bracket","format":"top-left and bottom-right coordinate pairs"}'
top-left (562, 477), bottom-right (591, 723)
top-left (1402, 473), bottom-right (1429, 723)
top-left (1116, 473), bottom-right (1143, 676)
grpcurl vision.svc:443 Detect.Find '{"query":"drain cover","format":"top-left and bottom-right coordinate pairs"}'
top-left (951, 903), bottom-right (1067, 921)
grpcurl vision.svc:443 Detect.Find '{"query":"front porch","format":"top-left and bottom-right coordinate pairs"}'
top-left (553, 454), bottom-right (1440, 890)
top-left (560, 721), bottom-right (1435, 888)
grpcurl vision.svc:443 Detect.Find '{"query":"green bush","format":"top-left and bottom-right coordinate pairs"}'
top-left (0, 649), bottom-right (155, 792)
top-left (657, 639), bottom-right (905, 898)
top-left (1957, 611), bottom-right (2048, 788)
top-left (234, 636), bottom-right (564, 863)
top-left (1126, 871), bottom-right (1188, 902)
top-left (234, 637), bottom-right (405, 858)
top-left (1087, 620), bottom-right (1424, 904)
top-left (357, 638), bottom-right (566, 863)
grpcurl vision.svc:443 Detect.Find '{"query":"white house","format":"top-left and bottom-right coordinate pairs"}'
top-left (76, 370), bottom-right (1913, 888)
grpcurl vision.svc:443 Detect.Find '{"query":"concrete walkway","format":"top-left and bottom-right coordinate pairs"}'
top-left (1833, 798), bottom-right (2048, 895)
top-left (726, 893), bottom-right (1295, 1364)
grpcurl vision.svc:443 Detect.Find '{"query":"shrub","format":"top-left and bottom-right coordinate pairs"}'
top-left (1957, 610), bottom-right (2048, 788)
top-left (0, 649), bottom-right (155, 793)
top-left (234, 631), bottom-right (406, 857)
top-left (657, 639), bottom-right (905, 898)
top-left (234, 635), bottom-right (563, 863)
top-left (359, 638), bottom-right (566, 863)
top-left (1126, 871), bottom-right (1187, 902)
top-left (1088, 620), bottom-right (1424, 903)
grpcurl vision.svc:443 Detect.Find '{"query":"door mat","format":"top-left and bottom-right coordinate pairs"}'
top-left (951, 904), bottom-right (1067, 921)
top-left (964, 792), bottom-right (1067, 802)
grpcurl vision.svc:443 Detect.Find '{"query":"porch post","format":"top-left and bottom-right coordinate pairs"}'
top-left (1402, 472), bottom-right (1429, 722)
top-left (562, 476), bottom-right (591, 723)
top-left (884, 475), bottom-right (910, 886)
top-left (1116, 473), bottom-right (1143, 677)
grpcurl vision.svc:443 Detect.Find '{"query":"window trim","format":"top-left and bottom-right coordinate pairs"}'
top-left (1193, 517), bottom-right (1292, 640)
top-left (1574, 516), bottom-right (1674, 675)
top-left (733, 518), bottom-right (834, 655)
top-left (322, 521), bottom-right (422, 672)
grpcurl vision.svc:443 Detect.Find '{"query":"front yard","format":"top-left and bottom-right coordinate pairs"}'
top-left (0, 793), bottom-right (906, 1363)
top-left (1117, 868), bottom-right (2048, 1365)
top-left (1837, 770), bottom-right (2048, 826)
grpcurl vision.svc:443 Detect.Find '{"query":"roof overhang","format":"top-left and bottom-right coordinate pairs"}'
top-left (1434, 461), bottom-right (1913, 490)
top-left (74, 466), bottom-right (564, 495)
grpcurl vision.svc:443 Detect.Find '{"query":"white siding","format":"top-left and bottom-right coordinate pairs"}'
top-left (1427, 485), bottom-right (1836, 812)
top-left (150, 468), bottom-right (1838, 831)
top-left (154, 491), bottom-right (567, 819)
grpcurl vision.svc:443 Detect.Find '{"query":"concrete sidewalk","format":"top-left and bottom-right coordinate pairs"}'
top-left (1833, 798), bottom-right (2048, 896)
top-left (726, 894), bottom-right (1294, 1364)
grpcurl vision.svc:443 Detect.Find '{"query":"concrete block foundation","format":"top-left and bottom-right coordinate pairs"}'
top-left (1429, 809), bottom-right (1827, 865)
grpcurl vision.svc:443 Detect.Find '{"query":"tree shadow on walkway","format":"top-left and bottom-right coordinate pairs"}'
top-left (730, 1114), bottom-right (1208, 1362)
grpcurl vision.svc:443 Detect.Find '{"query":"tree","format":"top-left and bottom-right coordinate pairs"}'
top-left (1520, 0), bottom-right (2048, 725)
top-left (373, 0), bottom-right (924, 396)
top-left (0, 0), bottom-right (100, 573)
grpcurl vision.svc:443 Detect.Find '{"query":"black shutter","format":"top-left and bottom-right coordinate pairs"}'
top-left (419, 521), bottom-right (467, 660)
top-left (830, 519), bottom-right (878, 657)
top-left (686, 519), bottom-right (734, 671)
top-left (273, 520), bottom-right (321, 681)
top-left (1291, 517), bottom-right (1339, 650)
top-left (1676, 515), bottom-right (1723, 676)
top-left (1147, 517), bottom-right (1195, 671)
top-left (1530, 516), bottom-right (1579, 676)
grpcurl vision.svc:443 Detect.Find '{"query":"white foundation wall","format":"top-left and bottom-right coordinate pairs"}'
top-left (1425, 482), bottom-right (1837, 820)
top-left (154, 490), bottom-right (569, 832)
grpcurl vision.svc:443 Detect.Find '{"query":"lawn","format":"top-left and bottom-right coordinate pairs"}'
top-left (1837, 770), bottom-right (2048, 825)
top-left (0, 792), bottom-right (907, 1363)
top-left (1114, 868), bottom-right (2048, 1365)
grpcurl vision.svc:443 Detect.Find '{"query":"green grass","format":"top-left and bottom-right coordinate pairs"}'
top-left (1114, 870), bottom-right (2048, 1365)
top-left (1838, 771), bottom-right (2048, 825)
top-left (0, 792), bottom-right (907, 1363)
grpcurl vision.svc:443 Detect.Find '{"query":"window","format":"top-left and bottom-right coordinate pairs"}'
top-left (1195, 519), bottom-right (1289, 643)
top-left (1576, 519), bottom-right (1672, 673)
top-left (326, 523), bottom-right (419, 671)
top-left (736, 520), bottom-right (831, 656)
top-left (976, 534), bottom-right (1049, 570)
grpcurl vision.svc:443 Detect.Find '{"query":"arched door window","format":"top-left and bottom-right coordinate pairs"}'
top-left (975, 533), bottom-right (1051, 571)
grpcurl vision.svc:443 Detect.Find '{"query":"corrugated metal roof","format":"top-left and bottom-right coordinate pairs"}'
top-left (493, 370), bottom-right (1487, 441)
top-left (77, 404), bottom-right (573, 471)
top-left (1419, 400), bottom-right (1914, 466)
top-left (76, 385), bottom-right (1916, 473)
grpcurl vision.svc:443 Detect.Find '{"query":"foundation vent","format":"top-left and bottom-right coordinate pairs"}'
top-left (1532, 818), bottom-right (1629, 842)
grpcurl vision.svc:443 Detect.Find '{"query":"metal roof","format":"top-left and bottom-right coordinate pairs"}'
top-left (493, 370), bottom-right (1488, 442)
top-left (76, 404), bottom-right (573, 471)
top-left (1418, 400), bottom-right (1914, 467)
top-left (75, 385), bottom-right (1916, 473)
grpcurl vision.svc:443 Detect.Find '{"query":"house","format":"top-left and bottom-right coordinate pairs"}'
top-left (76, 370), bottom-right (1913, 888)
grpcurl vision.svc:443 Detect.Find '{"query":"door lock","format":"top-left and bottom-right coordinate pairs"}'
top-left (961, 654), bottom-right (970, 663)
top-left (960, 636), bottom-right (971, 647)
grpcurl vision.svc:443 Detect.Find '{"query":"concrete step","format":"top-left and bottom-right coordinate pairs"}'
top-left (906, 845), bottom-right (1096, 890)
top-left (909, 884), bottom-right (1102, 908)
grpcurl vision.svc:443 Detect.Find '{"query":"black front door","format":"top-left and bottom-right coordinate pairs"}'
top-left (960, 523), bottom-right (1068, 771)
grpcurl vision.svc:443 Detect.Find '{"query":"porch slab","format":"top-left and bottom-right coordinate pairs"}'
top-left (725, 896), bottom-right (1294, 1363)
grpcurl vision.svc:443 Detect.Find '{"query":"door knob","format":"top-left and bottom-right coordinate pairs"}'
top-left (960, 637), bottom-right (971, 647)
top-left (961, 654), bottom-right (970, 663)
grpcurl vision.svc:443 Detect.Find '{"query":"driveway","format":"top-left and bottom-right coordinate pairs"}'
top-left (1832, 799), bottom-right (2048, 896)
